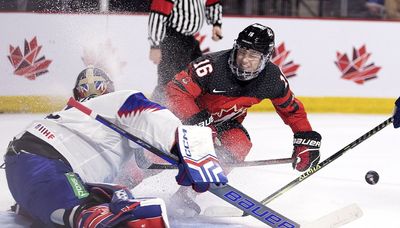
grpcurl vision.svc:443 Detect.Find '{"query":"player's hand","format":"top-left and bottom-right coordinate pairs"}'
top-left (394, 97), bottom-right (400, 128)
top-left (149, 48), bottom-right (161, 65)
top-left (184, 110), bottom-right (214, 127)
top-left (212, 25), bottom-right (223, 41)
top-left (292, 131), bottom-right (321, 172)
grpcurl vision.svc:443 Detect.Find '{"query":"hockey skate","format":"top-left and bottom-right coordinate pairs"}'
top-left (168, 186), bottom-right (201, 217)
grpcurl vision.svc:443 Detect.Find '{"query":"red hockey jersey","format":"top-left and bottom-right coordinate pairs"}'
top-left (166, 49), bottom-right (312, 133)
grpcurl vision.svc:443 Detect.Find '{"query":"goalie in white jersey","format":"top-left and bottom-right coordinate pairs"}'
top-left (4, 66), bottom-right (227, 227)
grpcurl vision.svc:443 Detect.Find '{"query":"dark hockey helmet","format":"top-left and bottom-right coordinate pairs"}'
top-left (229, 23), bottom-right (275, 81)
top-left (73, 66), bottom-right (115, 100)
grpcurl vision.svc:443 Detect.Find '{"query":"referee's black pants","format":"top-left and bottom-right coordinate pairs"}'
top-left (152, 28), bottom-right (202, 104)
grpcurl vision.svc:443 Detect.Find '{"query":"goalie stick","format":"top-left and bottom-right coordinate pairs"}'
top-left (243, 116), bottom-right (394, 217)
top-left (144, 157), bottom-right (293, 169)
top-left (302, 203), bottom-right (363, 228)
top-left (67, 97), bottom-right (300, 228)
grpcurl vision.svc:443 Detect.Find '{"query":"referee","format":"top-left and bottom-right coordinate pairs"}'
top-left (148, 0), bottom-right (223, 104)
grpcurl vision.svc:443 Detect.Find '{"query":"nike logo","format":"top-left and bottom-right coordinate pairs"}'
top-left (212, 89), bottom-right (226, 93)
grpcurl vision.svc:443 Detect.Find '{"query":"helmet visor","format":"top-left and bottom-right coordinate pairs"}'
top-left (229, 43), bottom-right (267, 81)
top-left (77, 78), bottom-right (110, 98)
top-left (235, 47), bottom-right (263, 72)
top-left (74, 67), bottom-right (115, 100)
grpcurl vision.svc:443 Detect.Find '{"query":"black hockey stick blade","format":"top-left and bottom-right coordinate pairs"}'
top-left (243, 116), bottom-right (394, 217)
top-left (147, 157), bottom-right (294, 169)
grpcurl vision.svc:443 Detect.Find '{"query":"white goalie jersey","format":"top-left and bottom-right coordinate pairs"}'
top-left (19, 90), bottom-right (182, 183)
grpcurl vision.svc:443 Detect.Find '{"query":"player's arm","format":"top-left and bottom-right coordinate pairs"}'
top-left (205, 0), bottom-right (223, 41)
top-left (166, 58), bottom-right (213, 124)
top-left (270, 74), bottom-right (321, 172)
top-left (205, 0), bottom-right (222, 26)
top-left (271, 87), bottom-right (312, 132)
top-left (113, 91), bottom-right (182, 154)
top-left (148, 0), bottom-right (174, 48)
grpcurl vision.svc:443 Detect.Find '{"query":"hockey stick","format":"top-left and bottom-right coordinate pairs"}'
top-left (67, 98), bottom-right (300, 228)
top-left (303, 203), bottom-right (363, 228)
top-left (133, 147), bottom-right (153, 169)
top-left (203, 203), bottom-right (363, 228)
top-left (146, 157), bottom-right (293, 169)
top-left (243, 116), bottom-right (393, 217)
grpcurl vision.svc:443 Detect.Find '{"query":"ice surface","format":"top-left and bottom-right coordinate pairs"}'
top-left (0, 113), bottom-right (399, 227)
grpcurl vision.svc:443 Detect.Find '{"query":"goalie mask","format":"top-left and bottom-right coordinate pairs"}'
top-left (229, 23), bottom-right (275, 81)
top-left (73, 66), bottom-right (115, 100)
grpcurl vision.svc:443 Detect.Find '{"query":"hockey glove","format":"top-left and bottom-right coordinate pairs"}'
top-left (292, 131), bottom-right (321, 172)
top-left (183, 110), bottom-right (214, 127)
top-left (175, 126), bottom-right (228, 193)
top-left (76, 187), bottom-right (168, 228)
top-left (176, 163), bottom-right (210, 193)
top-left (394, 97), bottom-right (400, 128)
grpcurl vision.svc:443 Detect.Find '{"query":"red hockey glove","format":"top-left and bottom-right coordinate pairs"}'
top-left (292, 131), bottom-right (321, 172)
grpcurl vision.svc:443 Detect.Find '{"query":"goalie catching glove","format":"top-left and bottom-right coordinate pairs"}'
top-left (49, 183), bottom-right (169, 228)
top-left (292, 131), bottom-right (321, 172)
top-left (174, 125), bottom-right (228, 192)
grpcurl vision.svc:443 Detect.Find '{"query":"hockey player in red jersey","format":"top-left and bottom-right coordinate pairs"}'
top-left (166, 23), bottom-right (322, 173)
top-left (4, 66), bottom-right (227, 227)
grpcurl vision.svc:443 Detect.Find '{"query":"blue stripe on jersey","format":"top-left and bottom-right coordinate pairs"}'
top-left (117, 93), bottom-right (165, 118)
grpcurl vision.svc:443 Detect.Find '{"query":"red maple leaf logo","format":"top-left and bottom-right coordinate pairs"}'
top-left (194, 33), bottom-right (210, 54)
top-left (271, 42), bottom-right (300, 78)
top-left (81, 39), bottom-right (127, 79)
top-left (335, 45), bottom-right (381, 84)
top-left (7, 37), bottom-right (52, 80)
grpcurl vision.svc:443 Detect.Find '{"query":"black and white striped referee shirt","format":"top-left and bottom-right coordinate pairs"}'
top-left (148, 0), bottom-right (222, 47)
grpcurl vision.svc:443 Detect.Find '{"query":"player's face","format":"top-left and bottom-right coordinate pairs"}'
top-left (235, 48), bottom-right (262, 72)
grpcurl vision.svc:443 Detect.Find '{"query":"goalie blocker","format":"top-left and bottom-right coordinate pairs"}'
top-left (175, 126), bottom-right (228, 192)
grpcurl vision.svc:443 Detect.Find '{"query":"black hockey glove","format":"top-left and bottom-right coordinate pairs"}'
top-left (292, 131), bottom-right (321, 172)
top-left (394, 97), bottom-right (400, 128)
top-left (183, 110), bottom-right (214, 127)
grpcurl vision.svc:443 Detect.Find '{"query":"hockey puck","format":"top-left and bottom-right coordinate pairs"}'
top-left (365, 170), bottom-right (379, 185)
